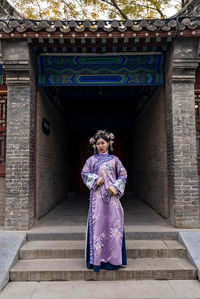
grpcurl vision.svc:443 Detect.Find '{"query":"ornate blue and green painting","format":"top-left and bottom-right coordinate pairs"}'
top-left (37, 55), bottom-right (164, 86)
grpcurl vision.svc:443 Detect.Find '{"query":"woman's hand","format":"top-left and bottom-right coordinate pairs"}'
top-left (108, 186), bottom-right (118, 196)
top-left (97, 177), bottom-right (104, 186)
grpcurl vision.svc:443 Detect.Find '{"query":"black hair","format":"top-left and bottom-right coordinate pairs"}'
top-left (95, 133), bottom-right (110, 144)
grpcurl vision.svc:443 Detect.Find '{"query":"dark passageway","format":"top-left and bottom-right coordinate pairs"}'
top-left (45, 85), bottom-right (156, 194)
top-left (35, 84), bottom-right (169, 223)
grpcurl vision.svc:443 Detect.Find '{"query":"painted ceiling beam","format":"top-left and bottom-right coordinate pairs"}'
top-left (59, 38), bottom-right (64, 44)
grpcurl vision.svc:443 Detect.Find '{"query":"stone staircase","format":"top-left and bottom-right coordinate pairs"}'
top-left (9, 234), bottom-right (197, 281)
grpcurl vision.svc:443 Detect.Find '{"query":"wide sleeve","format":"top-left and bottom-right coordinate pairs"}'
top-left (81, 157), bottom-right (101, 191)
top-left (112, 157), bottom-right (127, 197)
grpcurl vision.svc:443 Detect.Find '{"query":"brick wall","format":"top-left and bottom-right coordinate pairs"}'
top-left (36, 89), bottom-right (68, 219)
top-left (132, 87), bottom-right (169, 218)
top-left (5, 85), bottom-right (35, 229)
top-left (165, 39), bottom-right (200, 228)
top-left (3, 40), bottom-right (35, 230)
top-left (0, 178), bottom-right (5, 225)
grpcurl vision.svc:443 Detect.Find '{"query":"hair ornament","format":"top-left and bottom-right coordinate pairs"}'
top-left (93, 145), bottom-right (97, 154)
top-left (89, 129), bottom-right (115, 152)
top-left (89, 137), bottom-right (95, 145)
top-left (109, 133), bottom-right (115, 140)
top-left (109, 139), bottom-right (114, 151)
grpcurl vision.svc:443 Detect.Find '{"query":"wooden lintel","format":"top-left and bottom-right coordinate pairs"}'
top-left (142, 46), bottom-right (148, 51)
top-left (59, 38), bottom-right (64, 44)
top-left (167, 36), bottom-right (172, 42)
top-left (145, 36), bottom-right (150, 43)
top-left (62, 47), bottom-right (67, 52)
top-left (124, 37), bottom-right (129, 43)
top-left (1, 29), bottom-right (200, 40)
top-left (156, 36), bottom-right (161, 43)
top-left (135, 37), bottom-right (140, 43)
top-left (70, 38), bottom-right (75, 44)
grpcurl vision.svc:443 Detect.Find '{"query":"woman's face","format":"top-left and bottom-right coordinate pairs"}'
top-left (96, 138), bottom-right (109, 153)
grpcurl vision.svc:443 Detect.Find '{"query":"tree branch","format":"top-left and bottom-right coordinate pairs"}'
top-left (35, 0), bottom-right (44, 19)
top-left (98, 0), bottom-right (116, 7)
top-left (170, 0), bottom-right (198, 18)
top-left (98, 0), bottom-right (165, 19)
top-left (109, 0), bottom-right (128, 19)
top-left (74, 0), bottom-right (87, 18)
top-left (60, 0), bottom-right (79, 19)
top-left (147, 0), bottom-right (165, 18)
top-left (97, 0), bottom-right (128, 19)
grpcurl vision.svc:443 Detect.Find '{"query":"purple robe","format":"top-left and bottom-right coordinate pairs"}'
top-left (81, 152), bottom-right (127, 271)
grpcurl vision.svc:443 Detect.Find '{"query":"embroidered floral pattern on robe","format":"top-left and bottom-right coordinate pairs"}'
top-left (110, 219), bottom-right (123, 241)
top-left (94, 233), bottom-right (105, 256)
top-left (111, 197), bottom-right (121, 209)
top-left (81, 152), bottom-right (127, 270)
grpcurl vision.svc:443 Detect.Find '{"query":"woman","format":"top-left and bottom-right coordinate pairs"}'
top-left (81, 129), bottom-right (127, 272)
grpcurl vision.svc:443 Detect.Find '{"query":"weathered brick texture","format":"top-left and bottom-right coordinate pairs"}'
top-left (0, 178), bottom-right (5, 225)
top-left (133, 87), bottom-right (169, 218)
top-left (2, 40), bottom-right (35, 230)
top-left (4, 85), bottom-right (35, 229)
top-left (0, 41), bottom-right (5, 226)
top-left (36, 89), bottom-right (68, 219)
top-left (165, 39), bottom-right (200, 228)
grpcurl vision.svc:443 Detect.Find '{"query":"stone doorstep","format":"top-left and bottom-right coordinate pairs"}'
top-left (2, 280), bottom-right (200, 299)
top-left (9, 258), bottom-right (197, 281)
top-left (19, 240), bottom-right (187, 259)
top-left (26, 231), bottom-right (179, 241)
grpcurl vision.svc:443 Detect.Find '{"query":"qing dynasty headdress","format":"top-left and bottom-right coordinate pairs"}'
top-left (89, 129), bottom-right (115, 154)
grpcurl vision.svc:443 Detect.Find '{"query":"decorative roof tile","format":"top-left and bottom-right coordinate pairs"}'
top-left (0, 18), bottom-right (199, 34)
top-left (171, 0), bottom-right (200, 18)
top-left (0, 0), bottom-right (22, 19)
top-left (0, 0), bottom-right (199, 35)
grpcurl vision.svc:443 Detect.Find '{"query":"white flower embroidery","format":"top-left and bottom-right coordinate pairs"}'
top-left (110, 219), bottom-right (123, 241)
top-left (94, 233), bottom-right (105, 256)
top-left (111, 198), bottom-right (121, 209)
top-left (93, 213), bottom-right (100, 224)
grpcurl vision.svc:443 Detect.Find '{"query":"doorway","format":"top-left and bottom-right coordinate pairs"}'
top-left (35, 84), bottom-right (169, 223)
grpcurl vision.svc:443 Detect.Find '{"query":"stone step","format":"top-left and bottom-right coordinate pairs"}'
top-left (10, 258), bottom-right (197, 281)
top-left (2, 280), bottom-right (200, 299)
top-left (26, 231), bottom-right (178, 241)
top-left (19, 240), bottom-right (186, 259)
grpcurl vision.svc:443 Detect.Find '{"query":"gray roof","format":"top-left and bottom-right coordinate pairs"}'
top-left (170, 0), bottom-right (200, 18)
top-left (0, 0), bottom-right (22, 19)
top-left (0, 18), bottom-right (199, 34)
top-left (0, 0), bottom-right (199, 33)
